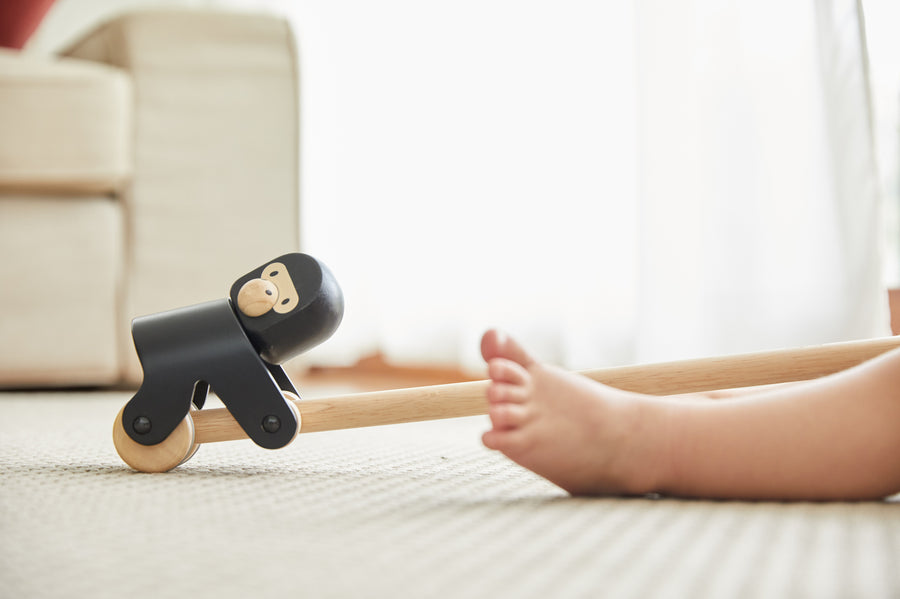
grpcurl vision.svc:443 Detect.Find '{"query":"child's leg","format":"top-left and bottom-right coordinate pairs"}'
top-left (481, 329), bottom-right (900, 500)
top-left (664, 347), bottom-right (900, 500)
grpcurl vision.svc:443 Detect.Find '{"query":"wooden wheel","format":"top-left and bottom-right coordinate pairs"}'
top-left (283, 391), bottom-right (302, 442)
top-left (178, 405), bottom-right (202, 466)
top-left (113, 405), bottom-right (198, 473)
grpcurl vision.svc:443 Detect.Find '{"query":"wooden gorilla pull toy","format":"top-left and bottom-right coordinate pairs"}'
top-left (114, 253), bottom-right (343, 471)
top-left (114, 252), bottom-right (900, 473)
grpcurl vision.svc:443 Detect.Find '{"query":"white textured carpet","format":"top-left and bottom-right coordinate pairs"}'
top-left (1, 391), bottom-right (899, 599)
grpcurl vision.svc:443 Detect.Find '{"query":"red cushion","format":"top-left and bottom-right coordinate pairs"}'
top-left (0, 0), bottom-right (56, 49)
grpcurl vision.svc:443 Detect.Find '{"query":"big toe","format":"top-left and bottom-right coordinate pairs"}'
top-left (481, 329), bottom-right (535, 368)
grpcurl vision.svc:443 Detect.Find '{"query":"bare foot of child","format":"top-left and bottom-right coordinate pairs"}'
top-left (480, 329), bottom-right (670, 496)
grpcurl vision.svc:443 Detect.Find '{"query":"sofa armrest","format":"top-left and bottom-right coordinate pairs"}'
top-left (62, 10), bottom-right (301, 382)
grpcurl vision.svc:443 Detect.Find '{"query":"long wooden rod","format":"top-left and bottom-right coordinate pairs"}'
top-left (193, 335), bottom-right (900, 444)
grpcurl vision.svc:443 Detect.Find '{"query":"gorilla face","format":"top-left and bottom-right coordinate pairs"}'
top-left (230, 253), bottom-right (344, 364)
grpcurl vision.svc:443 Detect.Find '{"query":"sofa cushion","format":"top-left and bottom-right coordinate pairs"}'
top-left (0, 195), bottom-right (122, 386)
top-left (0, 48), bottom-right (132, 193)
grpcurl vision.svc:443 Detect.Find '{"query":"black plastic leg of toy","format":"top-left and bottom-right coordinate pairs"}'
top-left (122, 299), bottom-right (299, 449)
top-left (266, 361), bottom-right (298, 397)
top-left (191, 380), bottom-right (210, 410)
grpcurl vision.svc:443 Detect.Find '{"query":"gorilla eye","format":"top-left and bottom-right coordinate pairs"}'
top-left (269, 270), bottom-right (279, 277)
top-left (265, 289), bottom-right (273, 296)
top-left (281, 298), bottom-right (291, 305)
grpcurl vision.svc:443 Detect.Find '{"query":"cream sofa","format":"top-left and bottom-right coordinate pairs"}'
top-left (0, 10), bottom-right (300, 387)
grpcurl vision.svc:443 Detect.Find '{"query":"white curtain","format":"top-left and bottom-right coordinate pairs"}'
top-left (292, 1), bottom-right (641, 371)
top-left (294, 0), bottom-right (888, 372)
top-left (633, 0), bottom-right (887, 363)
top-left (33, 0), bottom-right (890, 371)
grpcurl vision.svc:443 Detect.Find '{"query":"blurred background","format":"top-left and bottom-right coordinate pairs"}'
top-left (18, 0), bottom-right (900, 376)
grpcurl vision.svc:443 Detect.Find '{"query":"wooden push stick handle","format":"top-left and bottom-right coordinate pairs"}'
top-left (193, 335), bottom-right (900, 445)
top-left (195, 380), bottom-right (489, 443)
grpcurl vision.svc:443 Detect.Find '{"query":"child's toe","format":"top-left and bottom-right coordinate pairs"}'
top-left (489, 402), bottom-right (529, 430)
top-left (488, 358), bottom-right (530, 386)
top-left (487, 382), bottom-right (528, 404)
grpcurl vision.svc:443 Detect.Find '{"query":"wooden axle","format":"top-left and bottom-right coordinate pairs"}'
top-left (114, 335), bottom-right (900, 472)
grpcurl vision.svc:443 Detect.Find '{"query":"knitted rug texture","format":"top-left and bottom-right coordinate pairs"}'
top-left (1, 392), bottom-right (899, 599)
